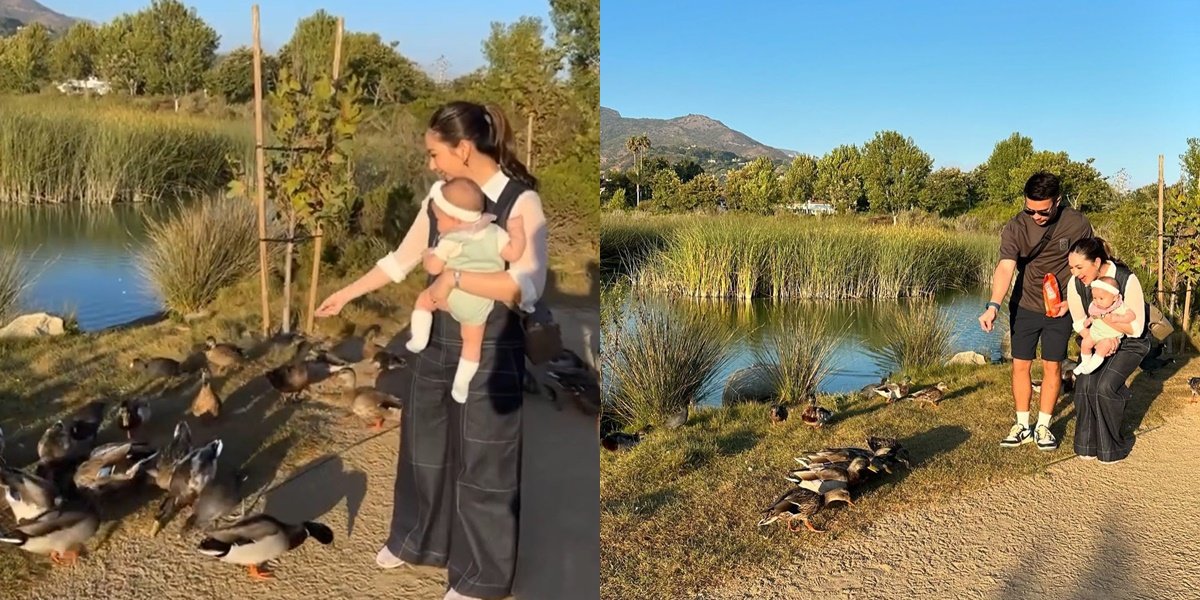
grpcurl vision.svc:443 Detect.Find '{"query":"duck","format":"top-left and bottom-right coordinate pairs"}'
top-left (361, 324), bottom-right (386, 362)
top-left (785, 456), bottom-right (872, 494)
top-left (757, 486), bottom-right (844, 533)
top-left (769, 404), bottom-right (788, 424)
top-left (664, 404), bottom-right (689, 429)
top-left (191, 367), bottom-right (222, 420)
top-left (370, 352), bottom-right (406, 373)
top-left (330, 366), bottom-right (402, 430)
top-left (544, 353), bottom-right (601, 415)
top-left (1188, 376), bottom-right (1200, 402)
top-left (800, 395), bottom-right (833, 428)
top-left (1, 466), bottom-right (63, 522)
top-left (72, 441), bottom-right (158, 495)
top-left (858, 376), bottom-right (887, 398)
top-left (204, 336), bottom-right (247, 374)
top-left (873, 376), bottom-right (912, 403)
top-left (115, 398), bottom-right (151, 440)
top-left (150, 439), bottom-right (224, 536)
top-left (909, 382), bottom-right (949, 408)
top-left (865, 436), bottom-right (913, 471)
top-left (197, 513), bottom-right (334, 579)
top-left (264, 339), bottom-right (315, 403)
top-left (148, 421), bottom-right (194, 492)
top-left (131, 356), bottom-right (182, 379)
top-left (0, 499), bottom-right (100, 565)
top-left (600, 430), bottom-right (642, 453)
top-left (37, 417), bottom-right (96, 465)
top-left (182, 469), bottom-right (248, 534)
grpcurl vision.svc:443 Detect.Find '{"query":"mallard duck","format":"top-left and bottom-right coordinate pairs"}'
top-left (115, 398), bottom-right (151, 440)
top-left (191, 367), bottom-right (222, 419)
top-left (73, 441), bottom-right (158, 495)
top-left (265, 339), bottom-right (314, 403)
top-left (182, 469), bottom-right (247, 534)
top-left (664, 404), bottom-right (689, 429)
top-left (361, 324), bottom-right (385, 362)
top-left (786, 456), bottom-right (871, 494)
top-left (794, 447), bottom-right (874, 468)
top-left (757, 487), bottom-right (829, 533)
top-left (370, 352), bottom-right (406, 373)
top-left (600, 431), bottom-right (641, 452)
top-left (858, 376), bottom-right (887, 398)
top-left (800, 395), bottom-right (833, 428)
top-left (1, 466), bottom-right (62, 522)
top-left (131, 357), bottom-right (182, 379)
top-left (769, 404), bottom-right (788, 424)
top-left (909, 382), bottom-right (949, 408)
top-left (150, 439), bottom-right (224, 536)
top-left (873, 376), bottom-right (912, 403)
top-left (37, 421), bottom-right (90, 465)
top-left (197, 513), bottom-right (334, 579)
top-left (0, 500), bottom-right (99, 565)
top-left (331, 366), bottom-right (402, 430)
top-left (864, 436), bottom-right (913, 470)
top-left (204, 336), bottom-right (247, 373)
top-left (1188, 376), bottom-right (1200, 402)
top-left (148, 421), bottom-right (193, 492)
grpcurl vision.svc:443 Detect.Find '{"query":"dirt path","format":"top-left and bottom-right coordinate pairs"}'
top-left (706, 402), bottom-right (1200, 600)
top-left (13, 305), bottom-right (600, 600)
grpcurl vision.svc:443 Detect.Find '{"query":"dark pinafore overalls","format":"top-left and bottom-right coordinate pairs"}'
top-left (377, 178), bottom-right (530, 599)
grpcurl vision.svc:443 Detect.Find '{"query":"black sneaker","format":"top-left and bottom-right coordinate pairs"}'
top-left (1033, 424), bottom-right (1059, 451)
top-left (1000, 423), bottom-right (1034, 447)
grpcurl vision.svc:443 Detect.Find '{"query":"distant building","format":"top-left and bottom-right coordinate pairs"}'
top-left (784, 201), bottom-right (836, 215)
top-left (56, 76), bottom-right (112, 95)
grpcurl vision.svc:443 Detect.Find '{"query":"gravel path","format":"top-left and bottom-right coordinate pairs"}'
top-left (706, 395), bottom-right (1200, 600)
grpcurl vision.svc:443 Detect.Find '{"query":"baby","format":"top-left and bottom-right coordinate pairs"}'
top-left (406, 178), bottom-right (525, 402)
top-left (1074, 276), bottom-right (1136, 376)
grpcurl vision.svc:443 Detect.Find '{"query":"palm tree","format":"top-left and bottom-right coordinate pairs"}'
top-left (626, 134), bottom-right (652, 207)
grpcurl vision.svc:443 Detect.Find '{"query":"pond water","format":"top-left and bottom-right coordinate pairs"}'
top-left (608, 288), bottom-right (1012, 407)
top-left (1, 203), bottom-right (182, 332)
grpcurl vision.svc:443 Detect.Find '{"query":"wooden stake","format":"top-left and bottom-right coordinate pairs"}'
top-left (1157, 154), bottom-right (1165, 307)
top-left (1184, 279), bottom-right (1193, 334)
top-left (527, 112), bottom-right (534, 166)
top-left (303, 16), bottom-right (344, 334)
top-left (252, 5), bottom-right (271, 335)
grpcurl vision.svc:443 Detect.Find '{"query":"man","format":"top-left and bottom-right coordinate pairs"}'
top-left (978, 171), bottom-right (1093, 451)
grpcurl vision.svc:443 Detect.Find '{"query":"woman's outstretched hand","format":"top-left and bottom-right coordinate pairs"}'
top-left (315, 289), bottom-right (353, 317)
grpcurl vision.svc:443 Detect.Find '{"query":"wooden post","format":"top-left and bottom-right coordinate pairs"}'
top-left (252, 5), bottom-right (271, 335)
top-left (303, 16), bottom-right (344, 334)
top-left (526, 112), bottom-right (534, 166)
top-left (1157, 154), bottom-right (1165, 307)
top-left (1184, 280), bottom-right (1194, 334)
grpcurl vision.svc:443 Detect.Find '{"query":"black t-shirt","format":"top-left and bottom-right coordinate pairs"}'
top-left (999, 206), bottom-right (1093, 313)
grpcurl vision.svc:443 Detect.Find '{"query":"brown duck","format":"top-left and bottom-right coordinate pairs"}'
top-left (800, 395), bottom-right (833, 428)
top-left (909, 382), bottom-right (949, 408)
top-left (265, 339), bottom-right (314, 403)
top-left (191, 367), bottom-right (222, 419)
top-left (330, 366), bottom-right (402, 430)
top-left (204, 337), bottom-right (246, 374)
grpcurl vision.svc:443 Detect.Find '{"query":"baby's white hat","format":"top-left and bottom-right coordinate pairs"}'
top-left (431, 180), bottom-right (483, 222)
top-left (1090, 279), bottom-right (1120, 295)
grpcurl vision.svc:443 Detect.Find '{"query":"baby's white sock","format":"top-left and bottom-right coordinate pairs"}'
top-left (451, 358), bottom-right (480, 403)
top-left (406, 310), bottom-right (433, 353)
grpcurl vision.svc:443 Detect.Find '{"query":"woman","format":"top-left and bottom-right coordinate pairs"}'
top-left (315, 101), bottom-right (547, 600)
top-left (1065, 237), bottom-right (1149, 465)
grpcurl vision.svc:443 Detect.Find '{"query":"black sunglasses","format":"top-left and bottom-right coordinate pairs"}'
top-left (1022, 200), bottom-right (1059, 217)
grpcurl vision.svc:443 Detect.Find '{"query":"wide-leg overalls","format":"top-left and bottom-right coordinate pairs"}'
top-left (378, 178), bottom-right (530, 599)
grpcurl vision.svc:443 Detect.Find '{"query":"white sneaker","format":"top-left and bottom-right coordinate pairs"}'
top-left (444, 589), bottom-right (484, 600)
top-left (1099, 456), bottom-right (1125, 465)
top-left (999, 422), bottom-right (1034, 447)
top-left (376, 546), bottom-right (407, 569)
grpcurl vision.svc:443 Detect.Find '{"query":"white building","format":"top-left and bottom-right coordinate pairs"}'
top-left (56, 76), bottom-right (112, 95)
top-left (784, 201), bottom-right (836, 215)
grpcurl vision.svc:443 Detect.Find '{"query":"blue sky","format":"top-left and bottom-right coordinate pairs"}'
top-left (50, 0), bottom-right (551, 77)
top-left (601, 0), bottom-right (1200, 187)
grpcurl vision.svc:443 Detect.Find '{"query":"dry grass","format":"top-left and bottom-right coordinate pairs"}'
top-left (0, 248), bottom-right (31, 321)
top-left (600, 358), bottom-right (1196, 599)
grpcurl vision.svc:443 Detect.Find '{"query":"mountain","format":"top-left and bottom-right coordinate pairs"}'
top-left (0, 0), bottom-right (79, 34)
top-left (601, 106), bottom-right (793, 171)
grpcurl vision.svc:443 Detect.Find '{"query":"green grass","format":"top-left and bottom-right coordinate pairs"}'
top-left (0, 98), bottom-right (251, 204)
top-left (602, 213), bottom-right (997, 299)
top-left (866, 299), bottom-right (957, 371)
top-left (749, 304), bottom-right (846, 405)
top-left (600, 359), bottom-right (1195, 599)
top-left (0, 248), bottom-right (30, 321)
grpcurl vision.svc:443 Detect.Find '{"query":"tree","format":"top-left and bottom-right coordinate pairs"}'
top-left (782, 154), bottom-right (818, 204)
top-left (860, 130), bottom-right (932, 214)
top-left (685, 172), bottom-right (722, 212)
top-left (344, 32), bottom-right (432, 105)
top-left (130, 0), bottom-right (219, 110)
top-left (917, 167), bottom-right (972, 216)
top-left (0, 22), bottom-right (52, 92)
top-left (49, 22), bottom-right (99, 81)
top-left (647, 168), bottom-right (682, 212)
top-left (673, 158), bottom-right (703, 183)
top-left (482, 17), bottom-right (561, 168)
top-left (95, 15), bottom-right (141, 95)
top-left (724, 157), bottom-right (781, 213)
top-left (982, 132), bottom-right (1035, 204)
top-left (207, 47), bottom-right (278, 103)
top-left (1008, 151), bottom-right (1112, 212)
top-left (549, 0), bottom-right (599, 162)
top-left (815, 144), bottom-right (865, 213)
top-left (603, 187), bottom-right (627, 211)
top-left (626, 134), bottom-right (651, 207)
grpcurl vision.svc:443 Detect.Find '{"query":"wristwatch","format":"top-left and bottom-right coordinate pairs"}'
top-left (985, 301), bottom-right (1001, 313)
top-left (453, 270), bottom-right (462, 288)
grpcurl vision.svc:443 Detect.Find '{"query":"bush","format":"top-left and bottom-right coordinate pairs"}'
top-left (137, 196), bottom-right (266, 315)
top-left (866, 300), bottom-right (955, 370)
top-left (0, 248), bottom-right (30, 321)
top-left (750, 306), bottom-right (846, 404)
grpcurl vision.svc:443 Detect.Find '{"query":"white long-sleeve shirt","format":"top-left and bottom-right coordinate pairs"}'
top-left (1066, 262), bottom-right (1146, 337)
top-left (374, 172), bottom-right (548, 313)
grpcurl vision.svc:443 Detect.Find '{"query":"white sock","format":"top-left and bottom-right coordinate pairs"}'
top-left (1074, 353), bottom-right (1102, 375)
top-left (1036, 411), bottom-right (1052, 429)
top-left (451, 358), bottom-right (479, 403)
top-left (1016, 411), bottom-right (1030, 428)
top-left (405, 310), bottom-right (433, 353)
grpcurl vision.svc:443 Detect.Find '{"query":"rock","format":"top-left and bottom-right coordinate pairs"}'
top-left (947, 351), bottom-right (988, 366)
top-left (722, 364), bottom-right (777, 405)
top-left (0, 312), bottom-right (67, 339)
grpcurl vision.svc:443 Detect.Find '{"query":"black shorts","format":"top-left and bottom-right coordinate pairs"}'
top-left (1009, 307), bottom-right (1073, 362)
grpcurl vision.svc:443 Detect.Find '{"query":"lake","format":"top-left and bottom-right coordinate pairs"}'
top-left (0, 203), bottom-right (182, 332)
top-left (607, 289), bottom-right (1011, 406)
